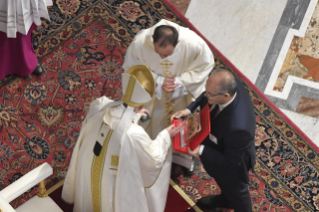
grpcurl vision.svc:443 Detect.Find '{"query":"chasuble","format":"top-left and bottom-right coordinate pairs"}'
top-left (123, 19), bottom-right (214, 208)
top-left (123, 19), bottom-right (215, 139)
top-left (62, 96), bottom-right (171, 212)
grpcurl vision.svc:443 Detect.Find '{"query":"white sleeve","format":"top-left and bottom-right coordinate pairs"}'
top-left (45, 0), bottom-right (53, 6)
top-left (128, 127), bottom-right (171, 186)
top-left (179, 38), bottom-right (214, 99)
top-left (168, 76), bottom-right (188, 100)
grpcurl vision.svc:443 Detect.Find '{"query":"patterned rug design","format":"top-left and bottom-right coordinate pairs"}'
top-left (0, 0), bottom-right (318, 211)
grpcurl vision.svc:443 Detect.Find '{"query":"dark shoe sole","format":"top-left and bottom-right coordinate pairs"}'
top-left (32, 63), bottom-right (44, 76)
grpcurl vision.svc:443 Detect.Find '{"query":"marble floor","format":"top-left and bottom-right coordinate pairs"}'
top-left (167, 0), bottom-right (319, 143)
top-left (167, 0), bottom-right (190, 15)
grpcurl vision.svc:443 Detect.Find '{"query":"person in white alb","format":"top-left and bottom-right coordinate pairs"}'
top-left (123, 20), bottom-right (215, 205)
top-left (61, 65), bottom-right (184, 212)
top-left (0, 0), bottom-right (52, 79)
top-left (123, 19), bottom-right (214, 139)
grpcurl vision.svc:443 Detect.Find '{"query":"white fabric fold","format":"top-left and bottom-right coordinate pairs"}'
top-left (0, 0), bottom-right (52, 37)
top-left (62, 97), bottom-right (172, 212)
top-left (154, 75), bottom-right (165, 100)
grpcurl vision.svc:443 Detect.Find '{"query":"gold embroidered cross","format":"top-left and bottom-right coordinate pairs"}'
top-left (160, 59), bottom-right (174, 70)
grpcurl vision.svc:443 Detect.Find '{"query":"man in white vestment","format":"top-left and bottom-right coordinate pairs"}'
top-left (123, 19), bottom-right (214, 139)
top-left (62, 65), bottom-right (184, 212)
top-left (123, 19), bottom-right (215, 207)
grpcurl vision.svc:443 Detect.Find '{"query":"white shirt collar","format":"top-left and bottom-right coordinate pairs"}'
top-left (218, 92), bottom-right (237, 111)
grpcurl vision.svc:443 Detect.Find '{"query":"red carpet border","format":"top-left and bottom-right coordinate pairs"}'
top-left (0, 0), bottom-right (318, 211)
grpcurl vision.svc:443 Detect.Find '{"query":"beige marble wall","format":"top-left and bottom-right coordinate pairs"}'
top-left (185, 0), bottom-right (288, 84)
top-left (167, 0), bottom-right (191, 15)
top-left (274, 3), bottom-right (319, 92)
top-left (296, 96), bottom-right (319, 118)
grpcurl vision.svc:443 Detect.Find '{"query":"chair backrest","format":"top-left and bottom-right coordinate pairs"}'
top-left (0, 195), bottom-right (15, 212)
top-left (0, 163), bottom-right (53, 211)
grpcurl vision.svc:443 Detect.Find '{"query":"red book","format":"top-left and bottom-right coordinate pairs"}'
top-left (173, 104), bottom-right (211, 154)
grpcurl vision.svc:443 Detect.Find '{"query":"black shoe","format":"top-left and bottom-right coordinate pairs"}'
top-left (196, 195), bottom-right (216, 210)
top-left (32, 36), bottom-right (38, 50)
top-left (32, 63), bottom-right (43, 76)
top-left (181, 166), bottom-right (195, 176)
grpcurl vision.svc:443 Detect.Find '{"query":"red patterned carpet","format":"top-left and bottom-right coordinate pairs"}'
top-left (0, 0), bottom-right (319, 211)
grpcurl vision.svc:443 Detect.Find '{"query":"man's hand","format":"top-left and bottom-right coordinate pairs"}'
top-left (162, 77), bottom-right (180, 93)
top-left (166, 124), bottom-right (185, 138)
top-left (187, 146), bottom-right (200, 157)
top-left (171, 109), bottom-right (191, 122)
top-left (136, 108), bottom-right (149, 118)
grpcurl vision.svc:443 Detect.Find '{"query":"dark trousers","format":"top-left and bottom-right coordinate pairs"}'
top-left (210, 175), bottom-right (252, 212)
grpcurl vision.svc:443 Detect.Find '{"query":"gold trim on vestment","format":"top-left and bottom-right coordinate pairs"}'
top-left (122, 65), bottom-right (155, 107)
top-left (160, 60), bottom-right (174, 70)
top-left (144, 149), bottom-right (170, 188)
top-left (164, 92), bottom-right (175, 126)
top-left (121, 75), bottom-right (150, 107)
top-left (91, 129), bottom-right (113, 212)
top-left (122, 75), bottom-right (138, 107)
top-left (169, 179), bottom-right (203, 212)
top-left (126, 65), bottom-right (155, 97)
top-left (162, 68), bottom-right (176, 126)
top-left (110, 155), bottom-right (119, 170)
top-left (112, 169), bottom-right (117, 211)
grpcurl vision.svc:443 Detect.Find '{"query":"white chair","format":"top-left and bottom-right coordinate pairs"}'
top-left (0, 163), bottom-right (63, 212)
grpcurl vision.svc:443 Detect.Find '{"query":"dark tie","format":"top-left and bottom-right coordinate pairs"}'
top-left (210, 105), bottom-right (220, 118)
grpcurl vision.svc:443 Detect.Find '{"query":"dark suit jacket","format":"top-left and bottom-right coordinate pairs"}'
top-left (187, 79), bottom-right (256, 184)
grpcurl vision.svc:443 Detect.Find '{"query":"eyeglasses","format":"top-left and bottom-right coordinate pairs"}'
top-left (205, 91), bottom-right (223, 99)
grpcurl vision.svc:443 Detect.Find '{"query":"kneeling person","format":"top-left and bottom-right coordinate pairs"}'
top-left (62, 65), bottom-right (184, 212)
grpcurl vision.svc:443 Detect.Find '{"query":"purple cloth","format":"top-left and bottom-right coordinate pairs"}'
top-left (0, 26), bottom-right (38, 80)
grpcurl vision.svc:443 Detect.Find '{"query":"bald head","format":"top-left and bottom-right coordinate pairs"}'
top-left (208, 69), bottom-right (237, 97)
top-left (204, 69), bottom-right (237, 104)
top-left (153, 25), bottom-right (178, 47)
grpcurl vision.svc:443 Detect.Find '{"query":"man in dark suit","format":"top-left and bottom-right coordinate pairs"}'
top-left (171, 68), bottom-right (256, 212)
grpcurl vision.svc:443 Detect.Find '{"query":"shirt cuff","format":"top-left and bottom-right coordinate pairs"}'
top-left (160, 129), bottom-right (172, 145)
top-left (199, 145), bottom-right (205, 155)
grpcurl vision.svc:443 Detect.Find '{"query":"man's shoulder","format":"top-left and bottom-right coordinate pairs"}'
top-left (236, 80), bottom-right (253, 107)
top-left (132, 29), bottom-right (149, 43)
top-left (179, 28), bottom-right (204, 47)
top-left (89, 96), bottom-right (113, 109)
top-left (86, 97), bottom-right (114, 120)
top-left (226, 87), bottom-right (256, 134)
top-left (128, 123), bottom-right (146, 133)
top-left (127, 29), bottom-right (152, 52)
